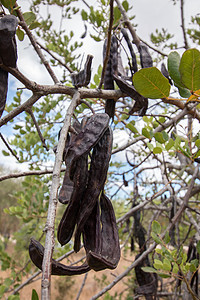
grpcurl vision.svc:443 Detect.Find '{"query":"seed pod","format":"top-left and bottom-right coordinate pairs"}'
top-left (134, 254), bottom-right (158, 299)
top-left (83, 201), bottom-right (101, 255)
top-left (85, 193), bottom-right (120, 271)
top-left (113, 73), bottom-right (148, 116)
top-left (0, 15), bottom-right (18, 118)
top-left (71, 54), bottom-right (93, 88)
top-left (0, 68), bottom-right (8, 118)
top-left (73, 127), bottom-right (113, 252)
top-left (0, 15), bottom-right (18, 68)
top-left (57, 154), bottom-right (88, 245)
top-left (103, 35), bottom-right (118, 119)
top-left (161, 62), bottom-right (172, 85)
top-left (58, 119), bottom-right (82, 204)
top-left (29, 238), bottom-right (90, 276)
top-left (121, 28), bottom-right (138, 73)
top-left (65, 113), bottom-right (110, 180)
top-left (138, 43), bottom-right (153, 69)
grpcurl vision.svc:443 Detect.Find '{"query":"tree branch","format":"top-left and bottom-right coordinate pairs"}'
top-left (37, 41), bottom-right (73, 74)
top-left (180, 0), bottom-right (189, 49)
top-left (114, 0), bottom-right (140, 48)
top-left (16, 3), bottom-right (60, 84)
top-left (0, 168), bottom-right (66, 182)
top-left (26, 107), bottom-right (49, 151)
top-left (0, 133), bottom-right (19, 161)
top-left (41, 91), bottom-right (80, 300)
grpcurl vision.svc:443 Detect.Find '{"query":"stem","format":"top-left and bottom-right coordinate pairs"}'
top-left (16, 3), bottom-right (60, 84)
top-left (41, 91), bottom-right (80, 300)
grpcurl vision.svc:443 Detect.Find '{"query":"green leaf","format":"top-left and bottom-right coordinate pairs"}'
top-left (154, 132), bottom-right (166, 144)
top-left (1, 0), bottom-right (16, 9)
top-left (31, 289), bottom-right (39, 300)
top-left (147, 142), bottom-right (154, 151)
top-left (168, 51), bottom-right (191, 98)
top-left (94, 74), bottom-right (100, 85)
top-left (90, 34), bottom-right (101, 42)
top-left (172, 263), bottom-right (179, 274)
top-left (141, 266), bottom-right (157, 273)
top-left (158, 273), bottom-right (171, 278)
top-left (151, 232), bottom-right (162, 244)
top-left (81, 10), bottom-right (88, 20)
top-left (153, 146), bottom-right (162, 154)
top-left (164, 231), bottom-right (171, 244)
top-left (16, 28), bottom-right (25, 41)
top-left (113, 6), bottom-right (121, 24)
top-left (29, 22), bottom-right (41, 30)
top-left (23, 12), bottom-right (36, 26)
top-left (122, 0), bottom-right (129, 11)
top-left (142, 128), bottom-right (151, 139)
top-left (196, 241), bottom-right (200, 255)
top-left (195, 139), bottom-right (200, 148)
top-left (163, 258), bottom-right (171, 271)
top-left (179, 48), bottom-right (200, 91)
top-left (132, 67), bottom-right (170, 99)
top-left (165, 138), bottom-right (174, 151)
top-left (2, 150), bottom-right (10, 156)
top-left (126, 121), bottom-right (138, 133)
top-left (153, 259), bottom-right (163, 270)
top-left (152, 220), bottom-right (161, 234)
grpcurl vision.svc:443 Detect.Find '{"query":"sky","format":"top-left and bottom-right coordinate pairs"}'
top-left (0, 0), bottom-right (200, 172)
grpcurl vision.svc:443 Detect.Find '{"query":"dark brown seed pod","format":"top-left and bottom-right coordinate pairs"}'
top-left (58, 119), bottom-right (82, 204)
top-left (0, 68), bottom-right (8, 118)
top-left (71, 54), bottom-right (93, 88)
top-left (57, 154), bottom-right (88, 245)
top-left (83, 201), bottom-right (101, 255)
top-left (65, 113), bottom-right (110, 180)
top-left (121, 28), bottom-right (138, 74)
top-left (103, 35), bottom-right (118, 119)
top-left (161, 62), bottom-right (173, 85)
top-left (0, 15), bottom-right (18, 68)
top-left (29, 238), bottom-right (90, 276)
top-left (73, 127), bottom-right (113, 252)
top-left (85, 193), bottom-right (120, 271)
top-left (113, 74), bottom-right (148, 116)
top-left (138, 43), bottom-right (153, 69)
top-left (0, 15), bottom-right (18, 118)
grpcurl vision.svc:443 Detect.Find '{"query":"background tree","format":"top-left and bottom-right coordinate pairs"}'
top-left (0, 0), bottom-right (200, 299)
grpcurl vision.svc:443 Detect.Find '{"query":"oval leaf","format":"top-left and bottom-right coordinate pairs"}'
top-left (32, 289), bottom-right (39, 300)
top-left (152, 220), bottom-right (161, 234)
top-left (133, 67), bottom-right (170, 99)
top-left (179, 48), bottom-right (200, 91)
top-left (168, 51), bottom-right (191, 97)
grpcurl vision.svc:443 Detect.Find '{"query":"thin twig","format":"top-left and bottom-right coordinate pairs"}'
top-left (16, 3), bottom-right (60, 84)
top-left (0, 92), bottom-right (43, 127)
top-left (0, 133), bottom-right (19, 161)
top-left (75, 273), bottom-right (88, 300)
top-left (0, 167), bottom-right (66, 182)
top-left (0, 88), bottom-right (123, 128)
top-left (180, 0), bottom-right (189, 49)
top-left (112, 104), bottom-right (200, 154)
top-left (26, 107), bottom-right (49, 151)
top-left (37, 41), bottom-right (73, 73)
top-left (98, 0), bottom-right (114, 89)
top-left (41, 91), bottom-right (80, 300)
top-left (114, 0), bottom-right (140, 48)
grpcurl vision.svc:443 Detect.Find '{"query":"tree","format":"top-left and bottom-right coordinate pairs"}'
top-left (0, 0), bottom-right (200, 299)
